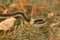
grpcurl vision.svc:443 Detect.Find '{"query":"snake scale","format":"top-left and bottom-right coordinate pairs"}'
top-left (0, 12), bottom-right (46, 24)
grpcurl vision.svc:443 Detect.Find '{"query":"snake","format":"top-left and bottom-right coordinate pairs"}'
top-left (0, 11), bottom-right (46, 24)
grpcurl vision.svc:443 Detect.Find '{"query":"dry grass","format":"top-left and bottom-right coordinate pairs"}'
top-left (0, 0), bottom-right (60, 40)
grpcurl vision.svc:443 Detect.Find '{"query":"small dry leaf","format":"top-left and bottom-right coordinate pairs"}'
top-left (0, 6), bottom-right (4, 13)
top-left (48, 12), bottom-right (57, 18)
top-left (30, 6), bottom-right (46, 17)
top-left (50, 23), bottom-right (58, 27)
top-left (21, 0), bottom-right (31, 6)
top-left (3, 9), bottom-right (10, 14)
top-left (30, 19), bottom-right (35, 25)
top-left (0, 17), bottom-right (16, 31)
top-left (36, 6), bottom-right (47, 11)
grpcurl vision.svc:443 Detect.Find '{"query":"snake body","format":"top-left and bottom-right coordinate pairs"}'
top-left (0, 12), bottom-right (46, 24)
top-left (0, 12), bottom-right (30, 22)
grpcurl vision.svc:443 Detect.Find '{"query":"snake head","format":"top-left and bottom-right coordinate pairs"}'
top-left (34, 18), bottom-right (46, 24)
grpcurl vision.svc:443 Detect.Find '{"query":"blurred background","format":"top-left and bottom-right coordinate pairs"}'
top-left (0, 0), bottom-right (60, 40)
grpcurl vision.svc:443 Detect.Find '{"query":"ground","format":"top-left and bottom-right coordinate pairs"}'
top-left (0, 0), bottom-right (60, 40)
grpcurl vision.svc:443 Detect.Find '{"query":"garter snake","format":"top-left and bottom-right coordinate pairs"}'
top-left (0, 11), bottom-right (46, 24)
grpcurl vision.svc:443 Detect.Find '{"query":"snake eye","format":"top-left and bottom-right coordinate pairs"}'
top-left (34, 18), bottom-right (46, 24)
